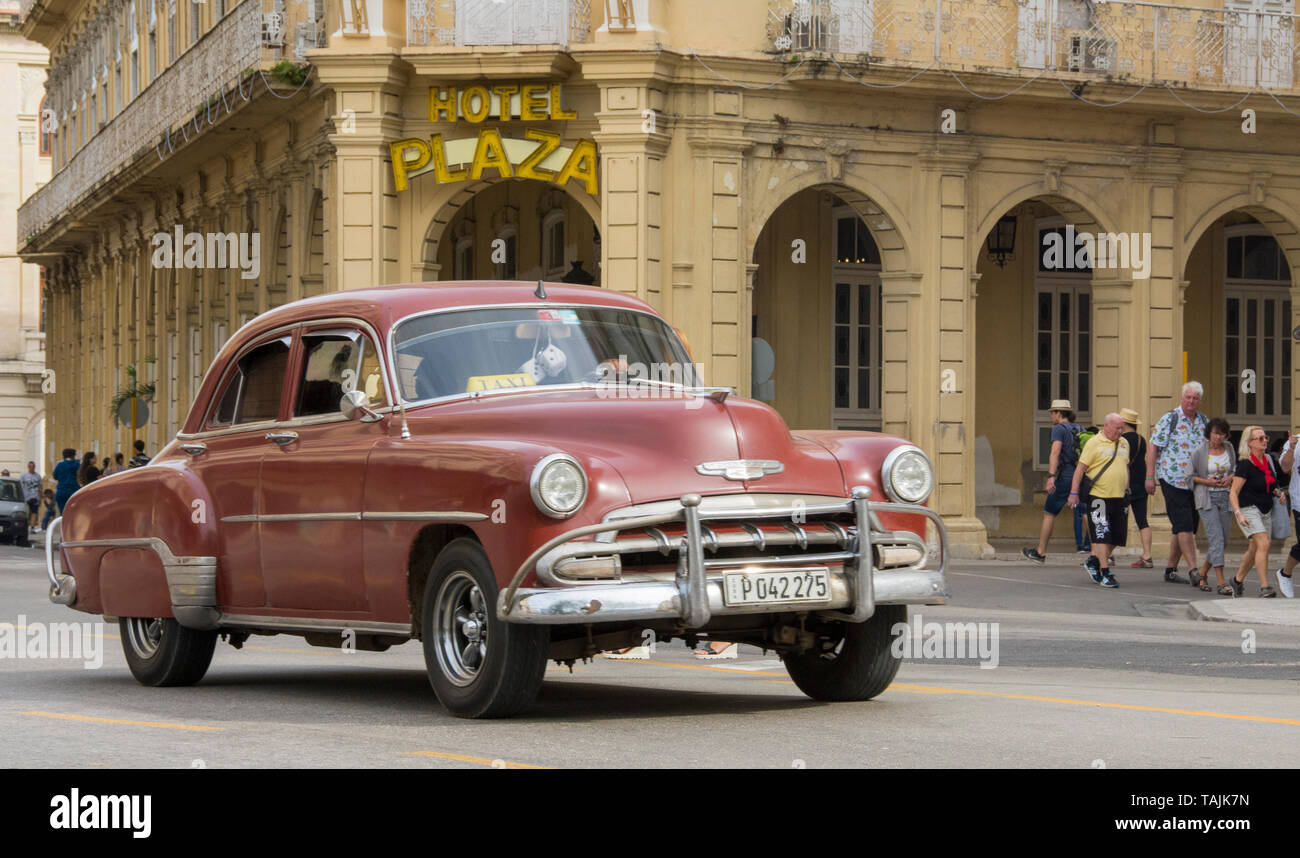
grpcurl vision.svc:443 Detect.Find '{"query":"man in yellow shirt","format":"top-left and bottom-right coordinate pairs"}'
top-left (1069, 413), bottom-right (1130, 589)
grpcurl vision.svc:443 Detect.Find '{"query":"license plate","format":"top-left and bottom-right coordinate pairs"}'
top-left (721, 568), bottom-right (831, 606)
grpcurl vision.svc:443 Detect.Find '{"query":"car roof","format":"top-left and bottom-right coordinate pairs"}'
top-left (234, 282), bottom-right (659, 345)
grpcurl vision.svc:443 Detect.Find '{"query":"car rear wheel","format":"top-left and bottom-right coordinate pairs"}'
top-left (421, 539), bottom-right (549, 719)
top-left (120, 617), bottom-right (217, 687)
top-left (782, 605), bottom-right (905, 702)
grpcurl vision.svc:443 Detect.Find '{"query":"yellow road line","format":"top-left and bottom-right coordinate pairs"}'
top-left (618, 658), bottom-right (788, 676)
top-left (403, 751), bottom-right (550, 769)
top-left (21, 711), bottom-right (225, 732)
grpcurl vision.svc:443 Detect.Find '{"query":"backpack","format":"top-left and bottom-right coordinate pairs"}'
top-left (1073, 425), bottom-right (1098, 463)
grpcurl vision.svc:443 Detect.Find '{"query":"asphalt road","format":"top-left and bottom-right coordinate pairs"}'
top-left (3, 543), bottom-right (1299, 768)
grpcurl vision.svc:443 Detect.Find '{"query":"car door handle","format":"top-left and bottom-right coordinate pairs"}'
top-left (180, 442), bottom-right (206, 456)
top-left (265, 432), bottom-right (299, 446)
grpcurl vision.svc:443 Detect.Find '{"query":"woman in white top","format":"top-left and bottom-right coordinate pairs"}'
top-left (1189, 418), bottom-right (1236, 594)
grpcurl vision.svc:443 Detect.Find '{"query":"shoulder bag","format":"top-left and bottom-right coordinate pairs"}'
top-left (1080, 439), bottom-right (1120, 499)
top-left (1269, 454), bottom-right (1291, 540)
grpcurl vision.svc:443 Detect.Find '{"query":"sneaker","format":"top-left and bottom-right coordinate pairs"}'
top-left (1100, 570), bottom-right (1119, 588)
top-left (1277, 568), bottom-right (1295, 599)
top-left (1260, 587), bottom-right (1277, 598)
top-left (1076, 548), bottom-right (1090, 555)
top-left (1163, 567), bottom-right (1187, 584)
top-left (1084, 555), bottom-right (1102, 584)
top-left (1022, 547), bottom-right (1046, 564)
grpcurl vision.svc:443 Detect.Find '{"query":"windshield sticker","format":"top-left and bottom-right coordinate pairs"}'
top-left (465, 373), bottom-right (538, 392)
top-left (537, 309), bottom-right (580, 324)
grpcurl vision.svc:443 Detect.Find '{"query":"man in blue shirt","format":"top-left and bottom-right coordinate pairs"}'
top-left (52, 448), bottom-right (80, 514)
top-left (1023, 399), bottom-right (1082, 563)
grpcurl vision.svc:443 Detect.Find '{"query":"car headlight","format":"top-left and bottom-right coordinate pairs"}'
top-left (530, 454), bottom-right (588, 519)
top-left (881, 445), bottom-right (934, 504)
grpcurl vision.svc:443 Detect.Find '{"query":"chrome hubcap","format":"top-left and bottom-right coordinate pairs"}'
top-left (434, 572), bottom-right (489, 687)
top-left (126, 617), bottom-right (163, 658)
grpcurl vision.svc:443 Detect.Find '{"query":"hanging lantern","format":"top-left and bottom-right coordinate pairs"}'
top-left (987, 214), bottom-right (1017, 268)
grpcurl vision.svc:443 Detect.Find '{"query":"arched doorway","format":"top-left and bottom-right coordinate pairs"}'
top-left (973, 195), bottom-right (1112, 538)
top-left (422, 179), bottom-right (601, 286)
top-left (750, 185), bottom-right (904, 432)
top-left (1182, 206), bottom-right (1300, 448)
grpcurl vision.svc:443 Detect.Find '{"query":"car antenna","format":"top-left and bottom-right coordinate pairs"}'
top-left (535, 280), bottom-right (547, 299)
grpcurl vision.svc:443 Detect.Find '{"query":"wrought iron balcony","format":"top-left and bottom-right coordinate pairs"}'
top-left (407, 0), bottom-right (593, 47)
top-left (17, 0), bottom-right (319, 245)
top-left (768, 0), bottom-right (1299, 92)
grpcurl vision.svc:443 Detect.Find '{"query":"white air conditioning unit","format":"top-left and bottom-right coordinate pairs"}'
top-left (1067, 34), bottom-right (1117, 73)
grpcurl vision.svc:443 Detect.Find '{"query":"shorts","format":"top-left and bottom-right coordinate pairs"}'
top-left (1044, 465), bottom-right (1075, 515)
top-left (1127, 493), bottom-right (1148, 530)
top-left (1160, 480), bottom-right (1199, 534)
top-left (1237, 506), bottom-right (1271, 538)
top-left (1085, 495), bottom-right (1129, 546)
top-left (26, 498), bottom-right (38, 514)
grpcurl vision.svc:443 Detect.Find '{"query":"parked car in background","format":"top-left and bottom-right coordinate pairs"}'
top-left (0, 478), bottom-right (31, 548)
top-left (46, 281), bottom-right (949, 717)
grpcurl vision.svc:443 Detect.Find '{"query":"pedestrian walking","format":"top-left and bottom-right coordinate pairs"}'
top-left (1190, 418), bottom-right (1235, 595)
top-left (1120, 408), bottom-right (1153, 568)
top-left (1069, 413), bottom-right (1130, 588)
top-left (1228, 426), bottom-right (1284, 597)
top-left (77, 452), bottom-right (100, 487)
top-left (1274, 430), bottom-right (1300, 598)
top-left (19, 461), bottom-right (42, 532)
top-left (52, 448), bottom-right (78, 513)
top-left (1022, 399), bottom-right (1083, 564)
top-left (1146, 381), bottom-right (1209, 583)
top-left (129, 440), bottom-right (150, 468)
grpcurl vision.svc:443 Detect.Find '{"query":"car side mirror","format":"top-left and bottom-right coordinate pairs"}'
top-left (340, 389), bottom-right (383, 423)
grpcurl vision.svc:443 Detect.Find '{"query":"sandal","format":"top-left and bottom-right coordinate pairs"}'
top-left (694, 642), bottom-right (738, 660)
top-left (1217, 584), bottom-right (1234, 596)
top-left (1189, 570), bottom-right (1212, 592)
top-left (1130, 557), bottom-right (1153, 568)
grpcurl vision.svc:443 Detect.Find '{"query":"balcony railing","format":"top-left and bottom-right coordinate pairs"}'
top-left (18, 0), bottom-right (291, 244)
top-left (768, 0), bottom-right (1299, 92)
top-left (407, 0), bottom-right (593, 47)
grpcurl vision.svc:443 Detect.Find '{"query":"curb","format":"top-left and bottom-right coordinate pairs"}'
top-left (1188, 599), bottom-right (1300, 627)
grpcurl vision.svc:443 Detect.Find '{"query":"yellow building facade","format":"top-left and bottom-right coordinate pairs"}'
top-left (19, 0), bottom-right (1300, 556)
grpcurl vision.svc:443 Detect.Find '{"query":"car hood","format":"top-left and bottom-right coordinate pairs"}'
top-left (423, 389), bottom-right (850, 505)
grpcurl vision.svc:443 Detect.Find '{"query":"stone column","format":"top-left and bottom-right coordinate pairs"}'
top-left (1090, 275), bottom-right (1136, 418)
top-left (914, 147), bottom-right (992, 559)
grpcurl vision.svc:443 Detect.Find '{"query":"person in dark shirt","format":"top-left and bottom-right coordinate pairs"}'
top-left (1022, 399), bottom-right (1082, 564)
top-left (1229, 425), bottom-right (1283, 597)
top-left (76, 452), bottom-right (100, 488)
top-left (129, 439), bottom-right (150, 468)
top-left (1119, 408), bottom-right (1152, 568)
top-left (52, 448), bottom-right (79, 514)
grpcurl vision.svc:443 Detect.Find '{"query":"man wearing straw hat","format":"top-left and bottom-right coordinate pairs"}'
top-left (1120, 407), bottom-right (1154, 568)
top-left (1023, 399), bottom-right (1083, 563)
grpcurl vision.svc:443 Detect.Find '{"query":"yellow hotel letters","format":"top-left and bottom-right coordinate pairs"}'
top-left (390, 82), bottom-right (597, 196)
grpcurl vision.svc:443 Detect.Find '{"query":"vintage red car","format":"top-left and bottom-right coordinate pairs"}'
top-left (46, 281), bottom-right (949, 717)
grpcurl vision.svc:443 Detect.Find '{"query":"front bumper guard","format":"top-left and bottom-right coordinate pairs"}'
top-left (44, 518), bottom-right (77, 606)
top-left (497, 487), bottom-right (949, 627)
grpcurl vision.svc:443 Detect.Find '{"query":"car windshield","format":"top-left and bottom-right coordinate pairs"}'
top-left (0, 481), bottom-right (20, 502)
top-left (392, 306), bottom-right (698, 402)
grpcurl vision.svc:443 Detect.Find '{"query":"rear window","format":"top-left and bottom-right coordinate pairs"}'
top-left (207, 336), bottom-right (292, 428)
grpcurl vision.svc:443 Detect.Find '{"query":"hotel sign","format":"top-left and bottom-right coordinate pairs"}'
top-left (390, 82), bottom-right (597, 196)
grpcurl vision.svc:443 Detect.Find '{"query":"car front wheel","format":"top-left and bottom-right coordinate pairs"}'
top-left (782, 605), bottom-right (905, 702)
top-left (120, 617), bottom-right (217, 687)
top-left (421, 539), bottom-right (549, 719)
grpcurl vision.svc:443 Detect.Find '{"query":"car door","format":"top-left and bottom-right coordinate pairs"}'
top-left (186, 332), bottom-right (294, 609)
top-left (257, 323), bottom-right (388, 613)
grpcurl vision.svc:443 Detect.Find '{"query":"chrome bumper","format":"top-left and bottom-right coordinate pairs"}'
top-left (497, 488), bottom-right (949, 627)
top-left (44, 518), bottom-right (77, 606)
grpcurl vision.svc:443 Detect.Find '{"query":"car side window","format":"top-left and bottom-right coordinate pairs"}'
top-left (206, 336), bottom-right (292, 428)
top-left (295, 330), bottom-right (388, 418)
